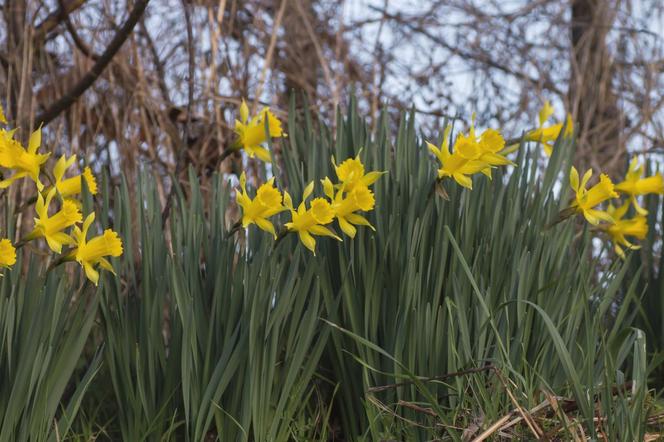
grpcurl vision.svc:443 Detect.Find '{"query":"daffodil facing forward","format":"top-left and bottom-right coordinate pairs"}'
top-left (69, 213), bottom-right (123, 285)
top-left (322, 177), bottom-right (375, 238)
top-left (456, 117), bottom-right (513, 171)
top-left (568, 166), bottom-right (618, 225)
top-left (524, 101), bottom-right (573, 156)
top-left (332, 154), bottom-right (384, 193)
top-left (614, 158), bottom-right (664, 215)
top-left (599, 203), bottom-right (648, 258)
top-left (0, 239), bottom-right (16, 270)
top-left (0, 126), bottom-right (50, 190)
top-left (51, 155), bottom-right (98, 199)
top-left (235, 172), bottom-right (285, 238)
top-left (233, 99), bottom-right (284, 163)
top-left (24, 188), bottom-right (82, 253)
top-left (284, 182), bottom-right (341, 254)
top-left (428, 126), bottom-right (479, 189)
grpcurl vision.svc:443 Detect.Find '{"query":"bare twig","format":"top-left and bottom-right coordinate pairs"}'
top-left (252, 0), bottom-right (288, 111)
top-left (33, 0), bottom-right (87, 44)
top-left (294, 0), bottom-right (336, 114)
top-left (34, 0), bottom-right (151, 127)
top-left (58, 0), bottom-right (100, 60)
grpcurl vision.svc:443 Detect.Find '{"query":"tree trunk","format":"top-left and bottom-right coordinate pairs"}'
top-left (569, 0), bottom-right (625, 175)
top-left (277, 0), bottom-right (319, 108)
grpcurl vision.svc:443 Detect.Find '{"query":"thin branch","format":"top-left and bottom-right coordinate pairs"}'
top-left (58, 0), bottom-right (100, 60)
top-left (33, 0), bottom-right (87, 44)
top-left (161, 0), bottom-right (195, 226)
top-left (294, 0), bottom-right (336, 111)
top-left (252, 0), bottom-right (288, 111)
top-left (34, 0), bottom-right (151, 128)
top-left (139, 19), bottom-right (171, 104)
top-left (371, 6), bottom-right (563, 96)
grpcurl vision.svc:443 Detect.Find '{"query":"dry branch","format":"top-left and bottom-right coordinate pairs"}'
top-left (34, 0), bottom-right (151, 127)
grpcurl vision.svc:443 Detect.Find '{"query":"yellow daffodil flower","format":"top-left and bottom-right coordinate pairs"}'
top-left (332, 154), bottom-right (384, 193)
top-left (284, 182), bottom-right (341, 254)
top-left (456, 117), bottom-right (514, 171)
top-left (0, 126), bottom-right (50, 190)
top-left (477, 128), bottom-right (510, 164)
top-left (69, 213), bottom-right (123, 285)
top-left (569, 166), bottom-right (618, 225)
top-left (51, 155), bottom-right (98, 198)
top-left (322, 177), bottom-right (375, 238)
top-left (525, 101), bottom-right (573, 156)
top-left (233, 99), bottom-right (284, 163)
top-left (25, 188), bottom-right (82, 253)
top-left (235, 172), bottom-right (285, 238)
top-left (427, 125), bottom-right (497, 189)
top-left (0, 239), bottom-right (16, 269)
top-left (614, 158), bottom-right (664, 215)
top-left (428, 126), bottom-right (470, 189)
top-left (599, 203), bottom-right (648, 258)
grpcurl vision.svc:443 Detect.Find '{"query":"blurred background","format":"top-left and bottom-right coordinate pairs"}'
top-left (1, 0), bottom-right (663, 187)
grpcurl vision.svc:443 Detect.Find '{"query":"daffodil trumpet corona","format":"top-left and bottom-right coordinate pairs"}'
top-left (47, 155), bottom-right (98, 199)
top-left (331, 153), bottom-right (385, 193)
top-left (597, 203), bottom-right (648, 258)
top-left (566, 166), bottom-right (618, 225)
top-left (61, 213), bottom-right (123, 285)
top-left (0, 239), bottom-right (16, 271)
top-left (23, 188), bottom-right (82, 253)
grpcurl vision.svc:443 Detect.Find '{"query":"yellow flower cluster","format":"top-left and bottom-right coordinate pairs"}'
top-left (235, 155), bottom-right (384, 255)
top-left (426, 103), bottom-right (660, 259)
top-left (427, 118), bottom-right (515, 190)
top-left (0, 103), bottom-right (122, 284)
top-left (567, 159), bottom-right (663, 257)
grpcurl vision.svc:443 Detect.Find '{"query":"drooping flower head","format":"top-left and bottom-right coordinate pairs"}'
top-left (322, 177), bottom-right (376, 238)
top-left (614, 158), bottom-right (664, 215)
top-left (0, 239), bottom-right (16, 270)
top-left (235, 172), bottom-right (285, 238)
top-left (284, 182), bottom-right (341, 254)
top-left (70, 213), bottom-right (123, 285)
top-left (569, 166), bottom-right (618, 225)
top-left (233, 99), bottom-right (284, 163)
top-left (26, 188), bottom-right (82, 253)
top-left (599, 203), bottom-right (648, 258)
top-left (525, 101), bottom-right (573, 156)
top-left (0, 126), bottom-right (50, 190)
top-left (52, 155), bottom-right (98, 198)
